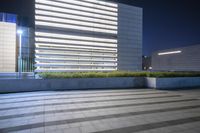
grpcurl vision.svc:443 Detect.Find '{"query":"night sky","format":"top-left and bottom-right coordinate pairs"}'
top-left (0, 0), bottom-right (200, 56)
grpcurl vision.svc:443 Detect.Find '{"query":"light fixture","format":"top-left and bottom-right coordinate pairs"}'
top-left (158, 51), bottom-right (182, 55)
top-left (17, 29), bottom-right (23, 35)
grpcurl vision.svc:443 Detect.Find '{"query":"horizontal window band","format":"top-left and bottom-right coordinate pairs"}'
top-left (35, 25), bottom-right (118, 38)
top-left (35, 38), bottom-right (117, 48)
top-left (35, 0), bottom-right (117, 16)
top-left (35, 63), bottom-right (117, 67)
top-left (35, 58), bottom-right (117, 63)
top-left (35, 32), bottom-right (117, 43)
top-left (36, 66), bottom-right (117, 69)
top-left (36, 55), bottom-right (116, 61)
top-left (35, 50), bottom-right (117, 58)
top-left (35, 42), bottom-right (118, 50)
top-left (35, 15), bottom-right (117, 30)
top-left (35, 4), bottom-right (117, 21)
top-left (35, 53), bottom-right (117, 58)
top-left (35, 21), bottom-right (118, 34)
top-left (35, 8), bottom-right (117, 23)
top-left (35, 37), bottom-right (117, 44)
top-left (35, 10), bottom-right (117, 26)
top-left (52, 0), bottom-right (118, 12)
top-left (81, 0), bottom-right (117, 8)
top-left (35, 43), bottom-right (117, 51)
top-left (35, 68), bottom-right (117, 72)
top-left (36, 44), bottom-right (117, 51)
top-left (35, 35), bottom-right (117, 45)
top-left (36, 47), bottom-right (117, 54)
top-left (35, 42), bottom-right (117, 49)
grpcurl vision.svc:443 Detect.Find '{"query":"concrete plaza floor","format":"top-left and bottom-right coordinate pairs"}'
top-left (0, 89), bottom-right (200, 133)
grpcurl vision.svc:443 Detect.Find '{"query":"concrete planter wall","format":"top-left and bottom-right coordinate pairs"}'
top-left (0, 77), bottom-right (200, 93)
top-left (145, 77), bottom-right (200, 89)
top-left (0, 77), bottom-right (145, 93)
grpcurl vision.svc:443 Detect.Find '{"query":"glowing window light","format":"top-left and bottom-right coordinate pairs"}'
top-left (36, 50), bottom-right (117, 58)
top-left (35, 4), bottom-right (117, 21)
top-left (35, 38), bottom-right (117, 48)
top-left (35, 10), bottom-right (117, 26)
top-left (51, 0), bottom-right (118, 12)
top-left (35, 32), bottom-right (117, 43)
top-left (158, 51), bottom-right (182, 55)
top-left (35, 68), bottom-right (117, 72)
top-left (36, 0), bottom-right (117, 16)
top-left (81, 0), bottom-right (118, 8)
top-left (35, 43), bottom-right (117, 51)
top-left (35, 49), bottom-right (117, 57)
top-left (35, 55), bottom-right (117, 61)
top-left (35, 63), bottom-right (117, 67)
top-left (36, 47), bottom-right (117, 54)
top-left (35, 51), bottom-right (117, 58)
top-left (35, 57), bottom-right (117, 62)
top-left (35, 15), bottom-right (117, 30)
top-left (35, 21), bottom-right (117, 34)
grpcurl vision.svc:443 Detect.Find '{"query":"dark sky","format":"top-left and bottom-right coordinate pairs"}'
top-left (0, 0), bottom-right (200, 56)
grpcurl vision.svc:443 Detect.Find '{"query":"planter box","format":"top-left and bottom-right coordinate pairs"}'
top-left (0, 77), bottom-right (145, 93)
top-left (145, 77), bottom-right (200, 89)
top-left (1, 77), bottom-right (200, 93)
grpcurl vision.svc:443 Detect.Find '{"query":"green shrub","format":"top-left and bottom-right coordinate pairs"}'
top-left (39, 71), bottom-right (200, 79)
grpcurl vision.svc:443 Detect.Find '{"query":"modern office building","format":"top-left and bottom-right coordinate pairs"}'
top-left (0, 13), bottom-right (17, 72)
top-left (35, 0), bottom-right (143, 72)
top-left (152, 44), bottom-right (200, 71)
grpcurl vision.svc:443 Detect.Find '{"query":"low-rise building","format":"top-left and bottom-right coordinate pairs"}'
top-left (152, 44), bottom-right (200, 71)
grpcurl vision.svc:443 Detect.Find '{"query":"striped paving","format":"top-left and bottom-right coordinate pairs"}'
top-left (0, 89), bottom-right (200, 133)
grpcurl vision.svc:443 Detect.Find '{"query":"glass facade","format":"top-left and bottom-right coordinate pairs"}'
top-left (0, 13), bottom-right (17, 23)
top-left (17, 27), bottom-right (35, 72)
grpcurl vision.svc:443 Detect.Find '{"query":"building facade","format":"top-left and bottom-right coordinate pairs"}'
top-left (152, 44), bottom-right (200, 71)
top-left (35, 0), bottom-right (143, 72)
top-left (0, 13), bottom-right (17, 72)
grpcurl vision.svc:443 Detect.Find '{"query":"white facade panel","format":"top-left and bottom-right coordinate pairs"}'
top-left (0, 22), bottom-right (16, 72)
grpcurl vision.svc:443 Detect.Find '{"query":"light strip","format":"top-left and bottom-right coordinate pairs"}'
top-left (35, 43), bottom-right (117, 51)
top-left (35, 50), bottom-right (117, 58)
top-left (35, 32), bottom-right (117, 43)
top-left (158, 51), bottom-right (182, 55)
top-left (35, 57), bottom-right (117, 62)
top-left (36, 51), bottom-right (117, 58)
top-left (35, 63), bottom-right (117, 67)
top-left (81, 0), bottom-right (117, 8)
top-left (35, 21), bottom-right (117, 34)
top-left (35, 68), bottom-right (117, 72)
top-left (36, 47), bottom-right (117, 54)
top-left (35, 10), bottom-right (117, 25)
top-left (35, 37), bottom-right (117, 48)
top-left (53, 0), bottom-right (118, 12)
top-left (35, 15), bottom-right (117, 30)
top-left (35, 4), bottom-right (117, 21)
top-left (36, 0), bottom-right (117, 16)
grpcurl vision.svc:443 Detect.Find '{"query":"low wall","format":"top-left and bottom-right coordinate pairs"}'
top-left (0, 77), bottom-right (145, 93)
top-left (0, 77), bottom-right (200, 93)
top-left (145, 77), bottom-right (200, 89)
